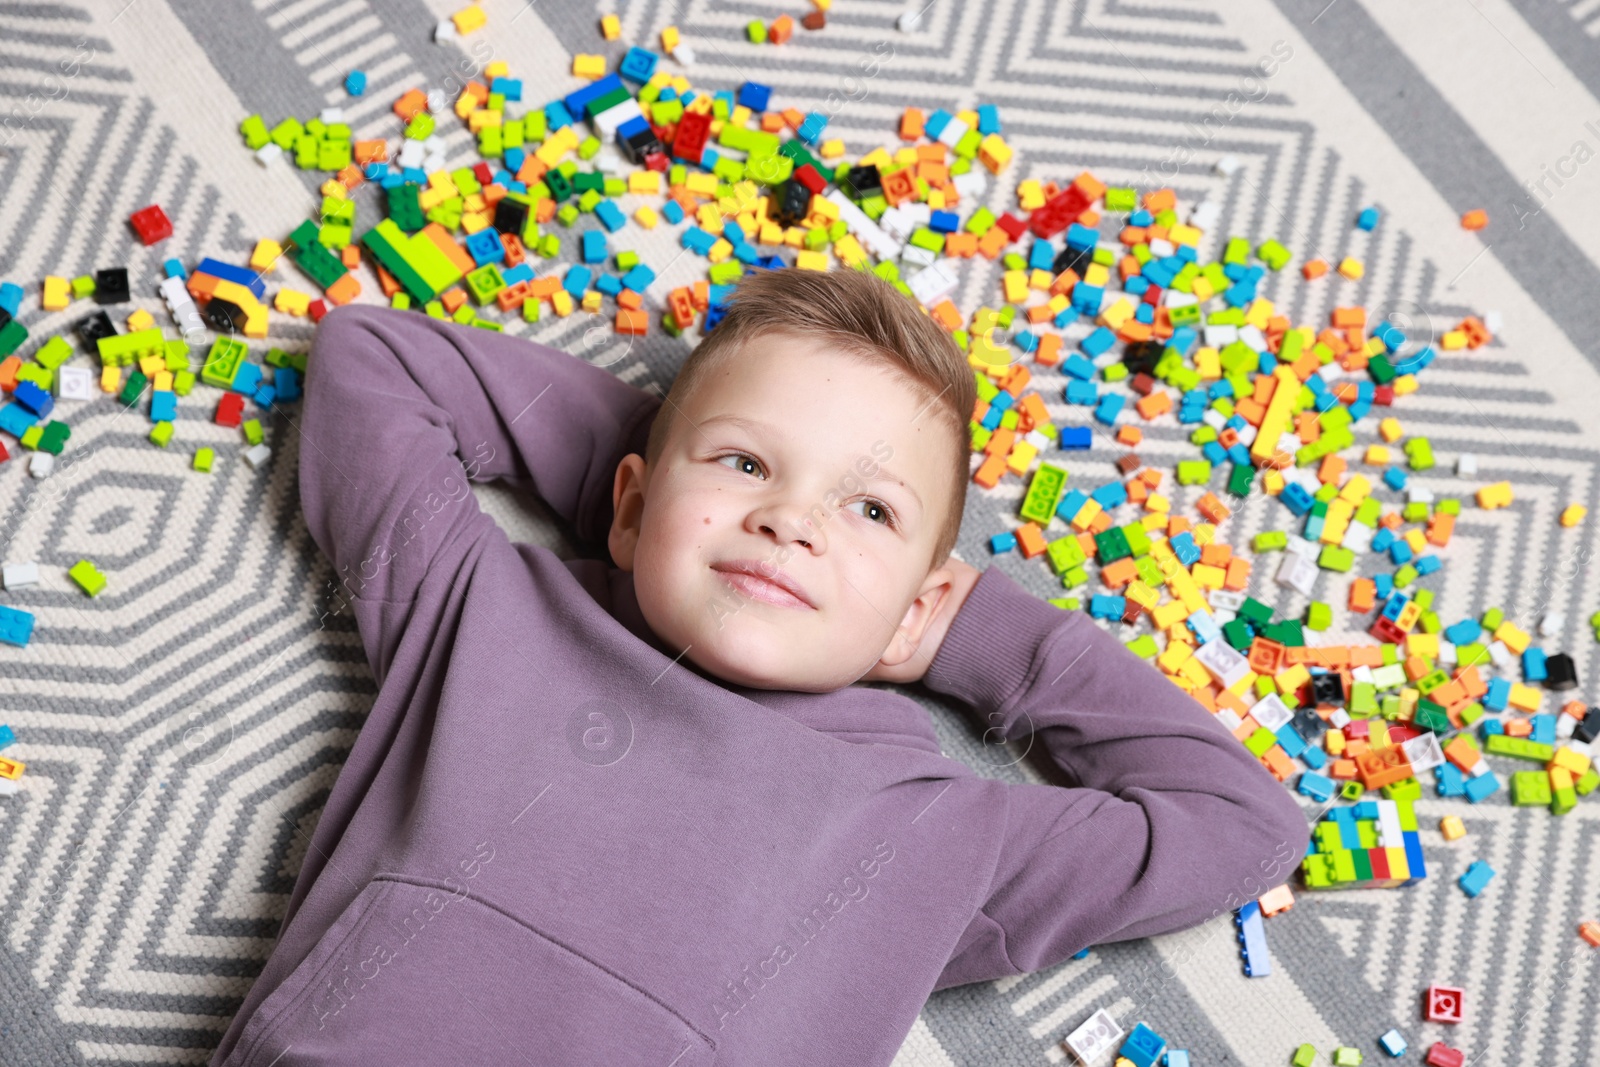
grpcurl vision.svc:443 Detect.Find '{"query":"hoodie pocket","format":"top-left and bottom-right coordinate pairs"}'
top-left (234, 876), bottom-right (715, 1067)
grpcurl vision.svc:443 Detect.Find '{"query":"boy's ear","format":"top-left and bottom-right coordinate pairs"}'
top-left (875, 564), bottom-right (953, 670)
top-left (608, 453), bottom-right (649, 571)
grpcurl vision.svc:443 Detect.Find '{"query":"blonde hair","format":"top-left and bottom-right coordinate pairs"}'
top-left (645, 268), bottom-right (974, 570)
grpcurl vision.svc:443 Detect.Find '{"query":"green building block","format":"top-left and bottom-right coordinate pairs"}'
top-left (1318, 545), bottom-right (1356, 572)
top-left (37, 421), bottom-right (70, 455)
top-left (1511, 770), bottom-right (1551, 807)
top-left (97, 328), bottom-right (167, 368)
top-left (1245, 728), bottom-right (1278, 757)
top-left (1485, 735), bottom-right (1554, 762)
top-left (1238, 597), bottom-right (1274, 626)
top-left (69, 560), bottom-right (106, 596)
top-left (1095, 527), bottom-right (1131, 563)
top-left (243, 419), bottom-right (263, 446)
top-left (194, 447), bottom-right (214, 473)
top-left (150, 421), bottom-right (174, 447)
top-left (1332, 1047), bottom-right (1363, 1067)
top-left (201, 338), bottom-right (248, 389)
top-left (1306, 602), bottom-right (1333, 630)
top-left (1019, 462), bottom-right (1068, 524)
top-left (1293, 1044), bottom-right (1318, 1067)
top-left (1125, 634), bottom-right (1159, 659)
top-left (118, 369), bottom-right (150, 407)
top-left (1253, 531), bottom-right (1288, 551)
top-left (1123, 522), bottom-right (1151, 557)
top-left (1046, 535), bottom-right (1086, 576)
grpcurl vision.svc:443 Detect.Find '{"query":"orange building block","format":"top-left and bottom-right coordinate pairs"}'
top-left (1135, 391), bottom-right (1172, 420)
top-left (1349, 577), bottom-right (1377, 612)
top-left (1015, 523), bottom-right (1048, 559)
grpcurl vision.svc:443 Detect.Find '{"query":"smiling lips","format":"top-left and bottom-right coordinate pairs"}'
top-left (710, 560), bottom-right (816, 609)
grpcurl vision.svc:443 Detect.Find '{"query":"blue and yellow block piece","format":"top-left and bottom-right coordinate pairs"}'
top-left (1300, 797), bottom-right (1427, 889)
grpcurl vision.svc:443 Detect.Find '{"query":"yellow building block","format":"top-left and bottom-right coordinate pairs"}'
top-left (127, 308), bottom-right (155, 331)
top-left (551, 290), bottom-right (574, 317)
top-left (1494, 621), bottom-right (1530, 654)
top-left (451, 4), bottom-right (486, 33)
top-left (43, 275), bottom-right (71, 310)
top-left (1158, 640), bottom-right (1194, 674)
top-left (600, 12), bottom-right (621, 38)
top-left (1378, 417), bottom-right (1403, 442)
top-left (1191, 563), bottom-right (1225, 589)
top-left (1275, 663), bottom-right (1310, 695)
top-left (1002, 270), bottom-right (1029, 304)
top-left (1476, 481), bottom-right (1513, 509)
top-left (251, 239), bottom-right (283, 273)
top-left (1016, 180), bottom-right (1045, 210)
top-left (1439, 815), bottom-right (1466, 841)
top-left (1151, 600), bottom-right (1188, 631)
top-left (795, 250), bottom-right (829, 272)
top-left (1507, 683), bottom-right (1542, 713)
top-left (1405, 633), bottom-right (1439, 659)
top-left (661, 25), bottom-right (680, 50)
top-left (1560, 504), bottom-right (1587, 527)
top-left (1250, 365), bottom-right (1301, 464)
top-left (1364, 445), bottom-right (1390, 465)
top-left (100, 365), bottom-right (121, 392)
top-left (275, 289), bottom-right (311, 316)
top-left (1550, 746), bottom-right (1591, 778)
top-left (634, 206), bottom-right (660, 229)
top-left (628, 170), bottom-right (662, 195)
top-left (1392, 375), bottom-right (1418, 396)
top-left (581, 290), bottom-right (603, 313)
top-left (1337, 257), bottom-right (1365, 280)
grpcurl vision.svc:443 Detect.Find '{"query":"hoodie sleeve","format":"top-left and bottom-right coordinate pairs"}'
top-left (300, 304), bottom-right (660, 672)
top-left (922, 565), bottom-right (1309, 988)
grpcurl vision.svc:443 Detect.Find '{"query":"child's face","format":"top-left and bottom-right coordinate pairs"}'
top-left (609, 333), bottom-right (959, 693)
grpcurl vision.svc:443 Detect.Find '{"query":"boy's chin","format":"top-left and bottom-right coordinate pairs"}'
top-left (687, 634), bottom-right (861, 694)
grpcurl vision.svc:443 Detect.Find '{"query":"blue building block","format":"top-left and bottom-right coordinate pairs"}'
top-left (990, 531), bottom-right (1018, 554)
top-left (737, 81), bottom-right (771, 111)
top-left (274, 367), bottom-right (302, 404)
top-left (252, 384), bottom-right (276, 409)
top-left (562, 266), bottom-right (592, 297)
top-left (1356, 207), bottom-right (1381, 231)
top-left (662, 199), bottom-right (685, 225)
top-left (1089, 595), bottom-right (1126, 620)
top-left (976, 104), bottom-right (1000, 134)
top-left (0, 605), bottom-right (34, 648)
top-left (929, 210), bottom-right (959, 234)
top-left (1065, 380), bottom-right (1098, 405)
top-left (563, 73), bottom-right (623, 117)
top-left (1169, 531), bottom-right (1200, 566)
top-left (1280, 482), bottom-right (1314, 516)
top-left (621, 264), bottom-right (656, 292)
top-left (195, 257), bottom-right (267, 299)
top-left (1080, 326), bottom-right (1116, 357)
top-left (1383, 466), bottom-right (1407, 491)
top-left (922, 109), bottom-right (951, 139)
top-left (1379, 1029), bottom-right (1407, 1057)
top-left (545, 100), bottom-right (575, 130)
top-left (344, 70), bottom-right (366, 96)
top-left (796, 112), bottom-right (827, 144)
top-left (1094, 394), bottom-right (1124, 426)
top-left (0, 724), bottom-right (13, 750)
top-left (594, 200), bottom-right (627, 233)
top-left (0, 282), bottom-right (22, 316)
top-left (1298, 770), bottom-right (1336, 802)
top-left (465, 228), bottom-right (506, 266)
top-left (149, 390), bottom-right (177, 422)
top-left (595, 273), bottom-right (623, 296)
top-left (1062, 354), bottom-right (1097, 381)
top-left (1401, 830), bottom-right (1427, 885)
top-left (581, 230), bottom-right (608, 264)
top-left (1463, 770), bottom-right (1500, 803)
top-left (1164, 1053), bottom-right (1190, 1067)
top-left (1235, 901), bottom-right (1271, 976)
top-left (1090, 480), bottom-right (1127, 510)
top-left (1119, 1023), bottom-right (1166, 1067)
top-left (1459, 859), bottom-right (1494, 898)
top-left (490, 76), bottom-right (522, 102)
top-left (1057, 490), bottom-right (1088, 522)
top-left (1522, 647), bottom-right (1547, 683)
top-left (619, 46), bottom-right (660, 84)
top-left (1058, 426), bottom-right (1092, 450)
top-left (230, 362), bottom-right (263, 397)
top-left (1435, 763), bottom-right (1465, 797)
top-left (1301, 744), bottom-right (1327, 770)
top-left (13, 380), bottom-right (53, 418)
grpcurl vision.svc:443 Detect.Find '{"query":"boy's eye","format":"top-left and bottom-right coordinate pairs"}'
top-left (718, 453), bottom-right (766, 479)
top-left (848, 499), bottom-right (897, 528)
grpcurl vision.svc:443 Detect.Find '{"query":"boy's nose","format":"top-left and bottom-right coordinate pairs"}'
top-left (749, 501), bottom-right (826, 552)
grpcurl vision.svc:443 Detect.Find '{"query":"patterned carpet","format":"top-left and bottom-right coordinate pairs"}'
top-left (1, 0), bottom-right (1597, 1064)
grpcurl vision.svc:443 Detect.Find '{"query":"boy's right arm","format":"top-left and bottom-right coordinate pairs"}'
top-left (922, 566), bottom-right (1309, 989)
top-left (300, 305), bottom-right (660, 673)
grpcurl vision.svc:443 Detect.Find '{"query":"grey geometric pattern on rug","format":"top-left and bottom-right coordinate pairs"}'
top-left (0, 0), bottom-right (1595, 1065)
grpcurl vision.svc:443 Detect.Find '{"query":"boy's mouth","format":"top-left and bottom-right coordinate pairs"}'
top-left (710, 560), bottom-right (816, 609)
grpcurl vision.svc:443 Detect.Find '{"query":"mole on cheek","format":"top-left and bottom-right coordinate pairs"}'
top-left (704, 517), bottom-right (711, 524)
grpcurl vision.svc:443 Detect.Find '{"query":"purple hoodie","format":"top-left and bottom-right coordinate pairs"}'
top-left (209, 304), bottom-right (1307, 1067)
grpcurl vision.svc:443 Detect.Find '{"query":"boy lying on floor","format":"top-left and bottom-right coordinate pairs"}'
top-left (211, 267), bottom-right (1305, 1067)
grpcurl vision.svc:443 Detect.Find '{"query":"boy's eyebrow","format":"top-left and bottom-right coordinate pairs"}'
top-left (701, 413), bottom-right (923, 510)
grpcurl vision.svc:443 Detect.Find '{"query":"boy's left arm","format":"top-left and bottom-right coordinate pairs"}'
top-left (922, 566), bottom-right (1309, 989)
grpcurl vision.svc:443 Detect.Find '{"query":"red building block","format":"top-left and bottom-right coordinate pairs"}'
top-left (1424, 1042), bottom-right (1464, 1067)
top-left (1424, 984), bottom-right (1464, 1025)
top-left (129, 204), bottom-right (173, 246)
top-left (672, 110), bottom-right (710, 163)
top-left (792, 163), bottom-right (825, 196)
top-left (214, 393), bottom-right (244, 428)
